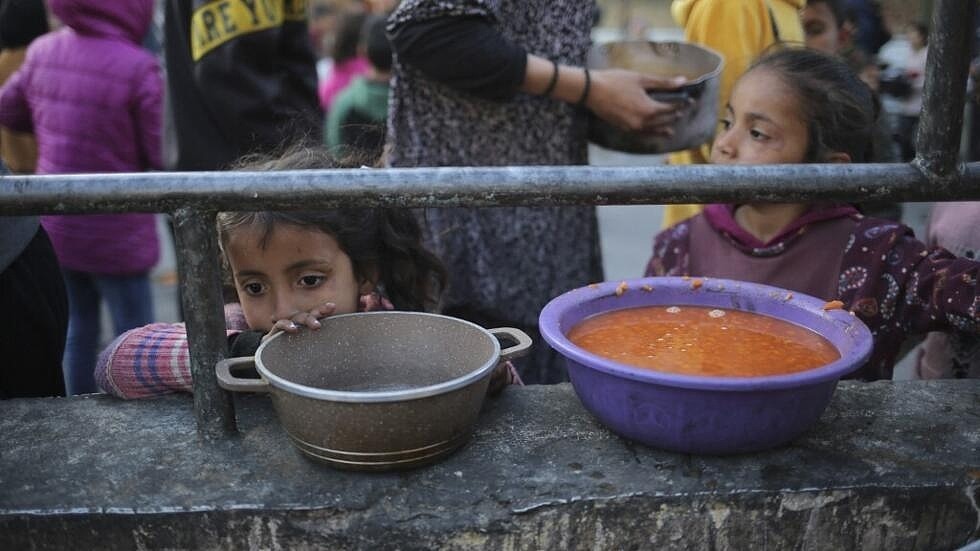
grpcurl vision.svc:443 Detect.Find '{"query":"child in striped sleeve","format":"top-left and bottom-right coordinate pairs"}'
top-left (96, 148), bottom-right (521, 398)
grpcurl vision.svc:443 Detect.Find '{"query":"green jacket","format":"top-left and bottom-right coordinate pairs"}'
top-left (324, 76), bottom-right (389, 152)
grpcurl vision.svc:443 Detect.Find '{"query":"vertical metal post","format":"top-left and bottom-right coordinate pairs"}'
top-left (914, 0), bottom-right (976, 179)
top-left (172, 208), bottom-right (237, 438)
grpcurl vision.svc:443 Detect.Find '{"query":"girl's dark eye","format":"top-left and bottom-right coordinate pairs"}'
top-left (243, 282), bottom-right (264, 295)
top-left (299, 275), bottom-right (325, 287)
top-left (719, 119), bottom-right (732, 130)
top-left (750, 129), bottom-right (768, 140)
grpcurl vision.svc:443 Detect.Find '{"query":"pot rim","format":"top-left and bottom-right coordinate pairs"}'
top-left (254, 311), bottom-right (501, 403)
top-left (592, 40), bottom-right (725, 86)
top-left (539, 276), bottom-right (874, 392)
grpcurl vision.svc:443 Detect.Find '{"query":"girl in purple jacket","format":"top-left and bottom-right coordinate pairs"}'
top-left (646, 48), bottom-right (980, 381)
top-left (0, 0), bottom-right (162, 394)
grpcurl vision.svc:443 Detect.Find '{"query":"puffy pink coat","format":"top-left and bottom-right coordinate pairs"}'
top-left (0, 0), bottom-right (161, 274)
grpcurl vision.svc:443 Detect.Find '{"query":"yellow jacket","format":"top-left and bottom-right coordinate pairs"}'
top-left (0, 48), bottom-right (37, 173)
top-left (663, 0), bottom-right (804, 228)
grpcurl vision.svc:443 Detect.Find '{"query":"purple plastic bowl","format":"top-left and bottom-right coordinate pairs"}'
top-left (539, 276), bottom-right (873, 455)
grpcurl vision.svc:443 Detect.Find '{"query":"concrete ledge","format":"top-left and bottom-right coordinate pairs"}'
top-left (1, 381), bottom-right (978, 549)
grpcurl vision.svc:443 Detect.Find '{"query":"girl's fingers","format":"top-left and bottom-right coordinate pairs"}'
top-left (269, 303), bottom-right (337, 335)
top-left (298, 303), bottom-right (336, 330)
top-left (271, 319), bottom-right (300, 334)
top-left (261, 327), bottom-right (284, 342)
top-left (292, 312), bottom-right (322, 330)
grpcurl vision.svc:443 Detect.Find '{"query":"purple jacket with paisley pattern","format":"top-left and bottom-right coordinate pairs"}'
top-left (645, 204), bottom-right (980, 381)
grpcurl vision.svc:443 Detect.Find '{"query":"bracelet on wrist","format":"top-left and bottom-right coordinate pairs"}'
top-left (576, 68), bottom-right (591, 107)
top-left (542, 59), bottom-right (560, 97)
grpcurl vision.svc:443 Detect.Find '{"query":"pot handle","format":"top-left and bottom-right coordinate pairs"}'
top-left (489, 327), bottom-right (533, 362)
top-left (215, 356), bottom-right (270, 393)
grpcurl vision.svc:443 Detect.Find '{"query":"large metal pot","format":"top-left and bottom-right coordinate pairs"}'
top-left (216, 311), bottom-right (531, 471)
top-left (539, 277), bottom-right (873, 455)
top-left (587, 41), bottom-right (724, 154)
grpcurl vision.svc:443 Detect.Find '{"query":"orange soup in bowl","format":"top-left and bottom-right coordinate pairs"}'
top-left (567, 305), bottom-right (840, 377)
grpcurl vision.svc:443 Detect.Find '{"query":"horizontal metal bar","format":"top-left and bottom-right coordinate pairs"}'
top-left (1, 163), bottom-right (979, 216)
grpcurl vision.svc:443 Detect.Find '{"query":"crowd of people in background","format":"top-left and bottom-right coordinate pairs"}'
top-left (0, 0), bottom-right (977, 399)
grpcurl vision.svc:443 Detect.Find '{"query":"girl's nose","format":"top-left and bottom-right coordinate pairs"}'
top-left (272, 296), bottom-right (299, 323)
top-left (712, 132), bottom-right (735, 161)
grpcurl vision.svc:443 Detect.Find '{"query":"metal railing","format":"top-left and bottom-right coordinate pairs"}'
top-left (1, 0), bottom-right (976, 439)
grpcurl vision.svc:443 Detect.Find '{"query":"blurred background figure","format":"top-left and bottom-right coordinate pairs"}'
top-left (0, 0), bottom-right (68, 398)
top-left (309, 0), bottom-right (360, 77)
top-left (894, 21), bottom-right (928, 162)
top-left (142, 0), bottom-right (165, 59)
top-left (325, 14), bottom-right (391, 163)
top-left (0, 0), bottom-right (162, 395)
top-left (364, 0), bottom-right (397, 14)
top-left (966, 54), bottom-right (980, 163)
top-left (843, 0), bottom-right (891, 56)
top-left (307, 0), bottom-right (413, 95)
top-left (318, 9), bottom-right (369, 113)
top-left (801, 0), bottom-right (853, 56)
top-left (163, 0), bottom-right (321, 171)
top-left (0, 0), bottom-right (47, 173)
top-left (849, 47), bottom-right (881, 90)
top-left (845, 47), bottom-right (904, 171)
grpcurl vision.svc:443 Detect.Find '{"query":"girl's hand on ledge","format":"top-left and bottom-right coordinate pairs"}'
top-left (265, 302), bottom-right (338, 340)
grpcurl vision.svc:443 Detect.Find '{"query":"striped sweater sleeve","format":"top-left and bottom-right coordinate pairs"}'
top-left (95, 304), bottom-right (248, 399)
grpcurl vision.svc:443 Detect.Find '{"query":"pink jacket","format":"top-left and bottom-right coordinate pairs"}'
top-left (0, 0), bottom-right (161, 274)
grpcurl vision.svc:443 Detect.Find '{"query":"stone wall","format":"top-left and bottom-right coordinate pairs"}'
top-left (1, 382), bottom-right (977, 549)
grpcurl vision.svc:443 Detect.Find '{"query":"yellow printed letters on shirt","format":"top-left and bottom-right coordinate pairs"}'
top-left (191, 0), bottom-right (307, 61)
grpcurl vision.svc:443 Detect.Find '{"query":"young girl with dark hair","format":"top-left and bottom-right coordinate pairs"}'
top-left (94, 148), bottom-right (522, 399)
top-left (645, 48), bottom-right (979, 381)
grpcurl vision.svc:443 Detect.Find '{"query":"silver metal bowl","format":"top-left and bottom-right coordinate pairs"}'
top-left (216, 311), bottom-right (531, 471)
top-left (588, 41), bottom-right (724, 154)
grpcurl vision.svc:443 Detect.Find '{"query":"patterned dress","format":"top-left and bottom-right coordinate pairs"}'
top-left (646, 204), bottom-right (980, 381)
top-left (387, 0), bottom-right (603, 384)
top-left (915, 202), bottom-right (980, 378)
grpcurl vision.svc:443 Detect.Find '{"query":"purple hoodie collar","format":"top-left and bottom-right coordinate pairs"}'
top-left (703, 203), bottom-right (860, 255)
top-left (49, 0), bottom-right (153, 44)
